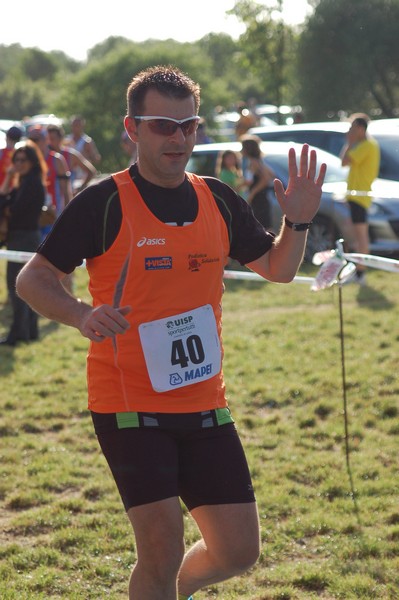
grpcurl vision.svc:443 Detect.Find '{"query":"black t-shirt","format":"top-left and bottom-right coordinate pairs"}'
top-left (38, 163), bottom-right (274, 273)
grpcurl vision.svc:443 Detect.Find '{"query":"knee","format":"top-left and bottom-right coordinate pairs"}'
top-left (218, 537), bottom-right (260, 576)
top-left (138, 535), bottom-right (185, 579)
top-left (234, 540), bottom-right (260, 572)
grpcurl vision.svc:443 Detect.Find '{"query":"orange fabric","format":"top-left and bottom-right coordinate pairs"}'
top-left (86, 169), bottom-right (230, 413)
top-left (0, 148), bottom-right (14, 186)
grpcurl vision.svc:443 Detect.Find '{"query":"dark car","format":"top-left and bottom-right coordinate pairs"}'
top-left (248, 120), bottom-right (399, 182)
top-left (187, 141), bottom-right (399, 261)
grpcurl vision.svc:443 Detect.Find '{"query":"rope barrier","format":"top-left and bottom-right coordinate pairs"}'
top-left (0, 250), bottom-right (315, 286)
top-left (0, 250), bottom-right (36, 264)
top-left (222, 269), bottom-right (315, 285)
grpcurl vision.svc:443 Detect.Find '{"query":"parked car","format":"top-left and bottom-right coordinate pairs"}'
top-left (23, 114), bottom-right (64, 133)
top-left (187, 141), bottom-right (399, 261)
top-left (254, 103), bottom-right (303, 125)
top-left (211, 111), bottom-right (276, 141)
top-left (211, 104), bottom-right (302, 140)
top-left (248, 120), bottom-right (399, 182)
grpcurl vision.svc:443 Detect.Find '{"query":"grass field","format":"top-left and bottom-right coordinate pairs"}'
top-left (0, 259), bottom-right (398, 599)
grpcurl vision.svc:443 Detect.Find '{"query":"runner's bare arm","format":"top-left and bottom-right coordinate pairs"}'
top-left (16, 254), bottom-right (131, 342)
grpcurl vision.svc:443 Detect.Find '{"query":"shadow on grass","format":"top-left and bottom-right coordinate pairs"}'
top-left (356, 284), bottom-right (395, 311)
top-left (0, 314), bottom-right (59, 376)
top-left (39, 319), bottom-right (60, 339)
top-left (0, 298), bottom-right (12, 324)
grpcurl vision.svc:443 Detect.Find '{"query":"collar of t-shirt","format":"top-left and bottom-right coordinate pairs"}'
top-left (129, 163), bottom-right (198, 226)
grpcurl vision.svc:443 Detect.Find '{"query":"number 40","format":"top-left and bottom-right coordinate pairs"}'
top-left (171, 335), bottom-right (205, 368)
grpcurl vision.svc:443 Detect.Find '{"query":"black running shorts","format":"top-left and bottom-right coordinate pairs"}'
top-left (348, 200), bottom-right (368, 224)
top-left (94, 421), bottom-right (256, 511)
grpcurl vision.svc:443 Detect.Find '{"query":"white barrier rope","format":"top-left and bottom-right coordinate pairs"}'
top-left (0, 250), bottom-right (37, 264)
top-left (0, 250), bottom-right (315, 286)
top-left (222, 269), bottom-right (314, 285)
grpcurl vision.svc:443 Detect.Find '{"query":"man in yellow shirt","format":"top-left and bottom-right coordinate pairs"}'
top-left (341, 113), bottom-right (380, 285)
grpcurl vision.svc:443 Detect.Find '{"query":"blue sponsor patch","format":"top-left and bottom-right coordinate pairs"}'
top-left (145, 256), bottom-right (172, 270)
top-left (184, 364), bottom-right (213, 381)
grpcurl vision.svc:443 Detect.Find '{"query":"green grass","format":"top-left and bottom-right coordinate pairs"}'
top-left (1, 260), bottom-right (399, 599)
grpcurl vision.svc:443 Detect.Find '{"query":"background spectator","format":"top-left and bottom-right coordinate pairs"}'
top-left (215, 149), bottom-right (245, 193)
top-left (66, 115), bottom-right (101, 167)
top-left (195, 117), bottom-right (214, 144)
top-left (27, 126), bottom-right (72, 233)
top-left (0, 141), bottom-right (47, 346)
top-left (241, 135), bottom-right (275, 228)
top-left (340, 113), bottom-right (380, 285)
top-left (47, 124), bottom-right (96, 194)
top-left (235, 101), bottom-right (258, 139)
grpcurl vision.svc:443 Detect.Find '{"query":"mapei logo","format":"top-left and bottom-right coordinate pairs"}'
top-left (137, 237), bottom-right (166, 247)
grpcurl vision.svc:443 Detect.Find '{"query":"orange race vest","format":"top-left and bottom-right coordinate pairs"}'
top-left (86, 169), bottom-right (230, 413)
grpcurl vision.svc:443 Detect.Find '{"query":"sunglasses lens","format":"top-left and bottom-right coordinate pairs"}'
top-left (148, 120), bottom-right (177, 136)
top-left (182, 119), bottom-right (199, 135)
top-left (145, 118), bottom-right (198, 137)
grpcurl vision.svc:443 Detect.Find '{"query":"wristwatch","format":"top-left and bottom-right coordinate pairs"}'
top-left (284, 216), bottom-right (312, 231)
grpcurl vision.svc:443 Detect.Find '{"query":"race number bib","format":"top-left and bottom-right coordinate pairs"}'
top-left (138, 305), bottom-right (221, 392)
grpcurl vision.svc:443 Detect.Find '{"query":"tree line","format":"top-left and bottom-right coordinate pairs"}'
top-left (1, 0), bottom-right (398, 172)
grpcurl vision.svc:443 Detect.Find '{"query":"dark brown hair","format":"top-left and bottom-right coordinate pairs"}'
top-left (241, 135), bottom-right (262, 159)
top-left (126, 65), bottom-right (201, 117)
top-left (13, 141), bottom-right (48, 186)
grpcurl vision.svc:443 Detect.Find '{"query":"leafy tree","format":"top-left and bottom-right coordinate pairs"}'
top-left (0, 45), bottom-right (80, 118)
top-left (198, 33), bottom-right (238, 80)
top-left (0, 44), bottom-right (26, 80)
top-left (0, 75), bottom-right (46, 120)
top-left (197, 32), bottom-right (266, 112)
top-left (19, 48), bottom-right (58, 81)
top-left (87, 36), bottom-right (136, 62)
top-left (54, 41), bottom-right (220, 171)
top-left (228, 0), bottom-right (300, 118)
top-left (298, 0), bottom-right (399, 119)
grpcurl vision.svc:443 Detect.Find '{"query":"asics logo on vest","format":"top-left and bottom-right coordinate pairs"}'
top-left (137, 237), bottom-right (166, 247)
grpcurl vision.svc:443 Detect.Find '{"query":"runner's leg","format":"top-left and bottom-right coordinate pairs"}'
top-left (178, 502), bottom-right (260, 596)
top-left (127, 497), bottom-right (185, 600)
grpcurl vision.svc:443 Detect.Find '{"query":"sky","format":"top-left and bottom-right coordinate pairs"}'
top-left (2, 0), bottom-right (312, 61)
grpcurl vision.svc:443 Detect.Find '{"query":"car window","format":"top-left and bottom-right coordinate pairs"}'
top-left (324, 132), bottom-right (346, 156)
top-left (188, 146), bottom-right (349, 184)
top-left (251, 125), bottom-right (399, 182)
top-left (264, 152), bottom-right (348, 184)
top-left (186, 152), bottom-right (217, 177)
top-left (374, 135), bottom-right (399, 180)
top-left (254, 128), bottom-right (347, 157)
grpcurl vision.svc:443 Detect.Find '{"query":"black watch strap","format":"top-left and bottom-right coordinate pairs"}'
top-left (284, 216), bottom-right (312, 231)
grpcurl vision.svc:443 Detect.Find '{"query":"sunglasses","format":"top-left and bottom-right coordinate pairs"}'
top-left (13, 157), bottom-right (28, 163)
top-left (133, 115), bottom-right (200, 137)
